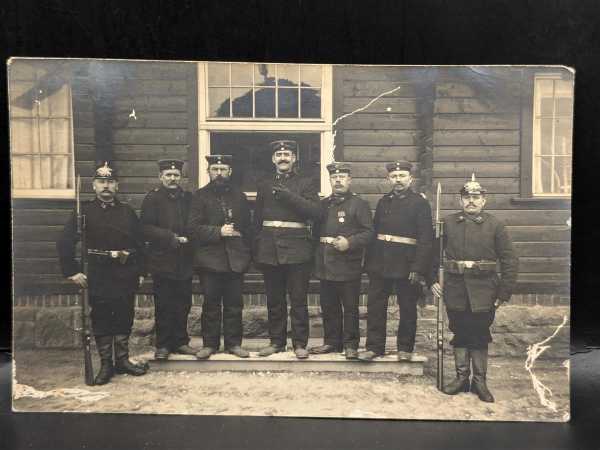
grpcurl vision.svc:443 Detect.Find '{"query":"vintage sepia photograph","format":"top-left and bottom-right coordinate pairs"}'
top-left (9, 58), bottom-right (571, 421)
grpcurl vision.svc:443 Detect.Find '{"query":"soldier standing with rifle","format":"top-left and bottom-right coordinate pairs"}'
top-left (57, 162), bottom-right (148, 385)
top-left (187, 155), bottom-right (252, 360)
top-left (141, 159), bottom-right (196, 361)
top-left (254, 140), bottom-right (321, 359)
top-left (359, 161), bottom-right (433, 362)
top-left (310, 163), bottom-right (373, 359)
top-left (430, 175), bottom-right (518, 402)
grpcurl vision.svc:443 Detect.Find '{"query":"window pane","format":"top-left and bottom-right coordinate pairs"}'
top-left (254, 64), bottom-right (276, 86)
top-left (231, 88), bottom-right (253, 117)
top-left (300, 88), bottom-right (321, 118)
top-left (231, 63), bottom-right (253, 86)
top-left (208, 88), bottom-right (231, 117)
top-left (300, 65), bottom-right (322, 87)
top-left (40, 156), bottom-right (53, 189)
top-left (278, 88), bottom-right (298, 118)
top-left (12, 156), bottom-right (33, 189)
top-left (11, 118), bottom-right (39, 154)
top-left (535, 79), bottom-right (555, 116)
top-left (255, 87), bottom-right (275, 117)
top-left (278, 64), bottom-right (299, 87)
top-left (207, 63), bottom-right (229, 86)
top-left (39, 119), bottom-right (71, 154)
top-left (539, 118), bottom-right (554, 155)
top-left (554, 156), bottom-right (572, 195)
top-left (38, 84), bottom-right (71, 117)
top-left (9, 81), bottom-right (36, 118)
top-left (51, 155), bottom-right (71, 188)
top-left (554, 118), bottom-right (573, 155)
top-left (535, 156), bottom-right (572, 195)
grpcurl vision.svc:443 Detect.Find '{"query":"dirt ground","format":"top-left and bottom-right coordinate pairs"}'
top-left (11, 344), bottom-right (569, 422)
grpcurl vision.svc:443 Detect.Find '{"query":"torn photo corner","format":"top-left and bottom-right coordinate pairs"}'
top-left (9, 57), bottom-right (572, 421)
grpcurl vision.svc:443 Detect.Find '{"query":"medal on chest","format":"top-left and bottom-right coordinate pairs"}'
top-left (337, 210), bottom-right (346, 223)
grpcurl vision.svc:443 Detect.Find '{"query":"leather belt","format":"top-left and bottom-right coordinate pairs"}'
top-left (263, 220), bottom-right (308, 229)
top-left (444, 260), bottom-right (498, 274)
top-left (376, 234), bottom-right (417, 245)
top-left (319, 237), bottom-right (337, 244)
top-left (88, 248), bottom-right (136, 264)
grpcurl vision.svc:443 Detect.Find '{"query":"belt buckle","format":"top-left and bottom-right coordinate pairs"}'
top-left (273, 220), bottom-right (282, 227)
top-left (110, 251), bottom-right (119, 259)
top-left (464, 261), bottom-right (474, 269)
top-left (385, 235), bottom-right (392, 242)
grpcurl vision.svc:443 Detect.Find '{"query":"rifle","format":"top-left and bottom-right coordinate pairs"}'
top-left (435, 182), bottom-right (445, 392)
top-left (76, 175), bottom-right (95, 386)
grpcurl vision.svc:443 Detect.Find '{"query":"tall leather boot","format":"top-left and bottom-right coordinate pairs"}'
top-left (94, 335), bottom-right (114, 385)
top-left (470, 347), bottom-right (495, 403)
top-left (442, 347), bottom-right (470, 395)
top-left (113, 334), bottom-right (148, 376)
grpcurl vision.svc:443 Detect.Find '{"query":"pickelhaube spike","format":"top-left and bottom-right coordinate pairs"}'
top-left (461, 172), bottom-right (486, 195)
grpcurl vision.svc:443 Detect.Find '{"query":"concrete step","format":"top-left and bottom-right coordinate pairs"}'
top-left (139, 349), bottom-right (427, 376)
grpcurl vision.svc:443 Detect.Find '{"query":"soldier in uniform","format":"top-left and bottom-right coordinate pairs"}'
top-left (140, 159), bottom-right (196, 360)
top-left (254, 140), bottom-right (321, 359)
top-left (431, 175), bottom-right (518, 402)
top-left (310, 162), bottom-right (373, 359)
top-left (57, 161), bottom-right (148, 385)
top-left (188, 155), bottom-right (252, 360)
top-left (358, 160), bottom-right (434, 362)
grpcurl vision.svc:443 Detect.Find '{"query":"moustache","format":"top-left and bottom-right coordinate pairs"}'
top-left (277, 160), bottom-right (290, 164)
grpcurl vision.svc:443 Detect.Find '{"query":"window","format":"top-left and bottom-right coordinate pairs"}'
top-left (9, 61), bottom-right (75, 198)
top-left (198, 63), bottom-right (333, 196)
top-left (531, 74), bottom-right (573, 196)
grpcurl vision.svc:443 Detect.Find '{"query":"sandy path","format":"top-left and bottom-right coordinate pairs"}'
top-left (11, 348), bottom-right (569, 421)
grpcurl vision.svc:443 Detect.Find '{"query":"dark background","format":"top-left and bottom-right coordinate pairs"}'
top-left (1, 0), bottom-right (599, 448)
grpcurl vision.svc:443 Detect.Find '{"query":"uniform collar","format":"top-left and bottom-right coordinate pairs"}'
top-left (387, 188), bottom-right (411, 200)
top-left (208, 180), bottom-right (231, 194)
top-left (95, 197), bottom-right (118, 209)
top-left (274, 171), bottom-right (295, 181)
top-left (160, 184), bottom-right (184, 199)
top-left (457, 212), bottom-right (487, 224)
top-left (328, 191), bottom-right (353, 205)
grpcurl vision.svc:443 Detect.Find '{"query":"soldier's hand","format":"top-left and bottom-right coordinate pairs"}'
top-left (333, 236), bottom-right (350, 252)
top-left (221, 224), bottom-right (237, 237)
top-left (494, 298), bottom-right (504, 309)
top-left (408, 271), bottom-right (422, 284)
top-left (138, 276), bottom-right (145, 287)
top-left (431, 282), bottom-right (442, 298)
top-left (69, 273), bottom-right (88, 288)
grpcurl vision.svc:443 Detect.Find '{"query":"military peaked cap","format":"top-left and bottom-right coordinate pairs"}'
top-left (326, 162), bottom-right (351, 175)
top-left (270, 140), bottom-right (298, 154)
top-left (385, 160), bottom-right (412, 173)
top-left (205, 154), bottom-right (233, 166)
top-left (158, 159), bottom-right (184, 171)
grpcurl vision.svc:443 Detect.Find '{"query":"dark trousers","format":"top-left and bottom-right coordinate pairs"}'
top-left (153, 275), bottom-right (193, 351)
top-left (90, 294), bottom-right (135, 336)
top-left (365, 275), bottom-right (419, 354)
top-left (447, 303), bottom-right (495, 349)
top-left (319, 279), bottom-right (360, 350)
top-left (200, 271), bottom-right (244, 349)
top-left (262, 263), bottom-right (311, 349)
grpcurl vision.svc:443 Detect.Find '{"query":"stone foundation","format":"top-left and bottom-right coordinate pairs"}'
top-left (13, 293), bottom-right (570, 359)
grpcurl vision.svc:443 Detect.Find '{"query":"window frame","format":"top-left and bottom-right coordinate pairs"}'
top-left (197, 62), bottom-right (334, 197)
top-left (9, 66), bottom-right (76, 200)
top-left (516, 68), bottom-right (573, 206)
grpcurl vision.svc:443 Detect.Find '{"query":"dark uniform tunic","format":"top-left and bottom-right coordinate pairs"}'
top-left (140, 185), bottom-right (193, 351)
top-left (440, 211), bottom-right (518, 349)
top-left (57, 198), bottom-right (144, 336)
top-left (253, 171), bottom-right (321, 349)
top-left (363, 189), bottom-right (433, 354)
top-left (314, 192), bottom-right (373, 350)
top-left (187, 181), bottom-right (252, 349)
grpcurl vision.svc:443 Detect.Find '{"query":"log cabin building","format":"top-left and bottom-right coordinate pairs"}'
top-left (10, 59), bottom-right (572, 345)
